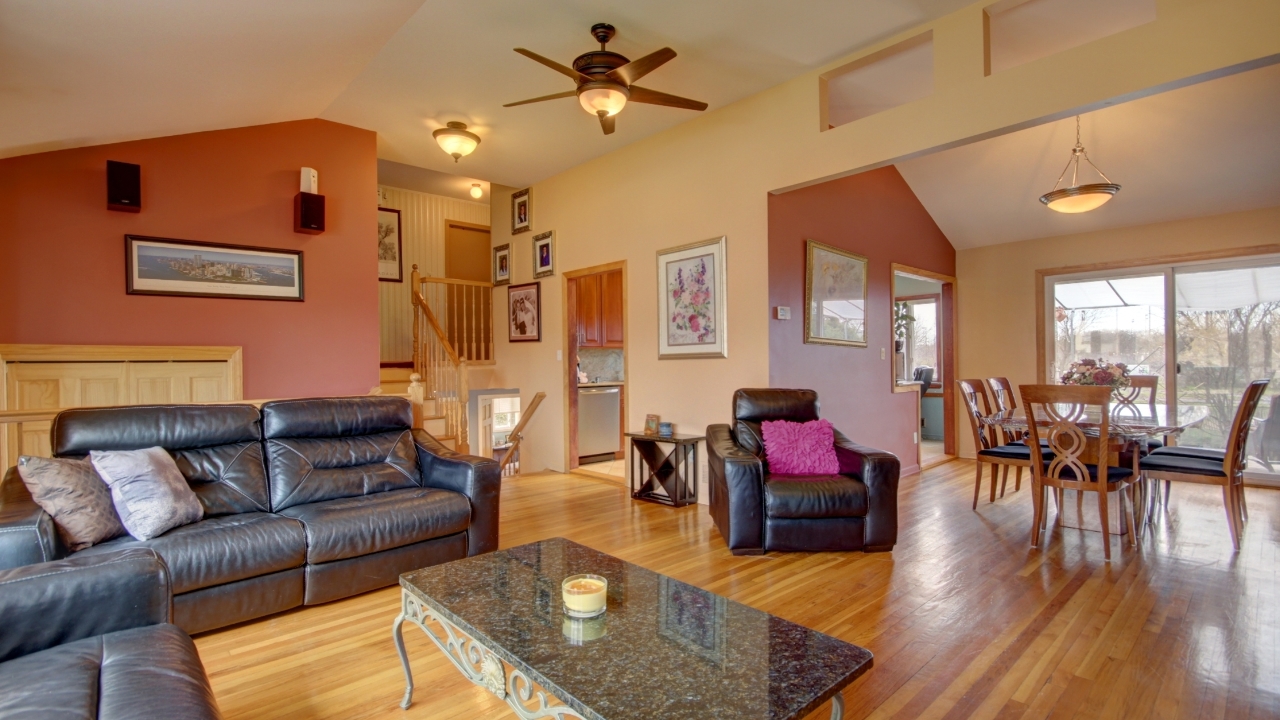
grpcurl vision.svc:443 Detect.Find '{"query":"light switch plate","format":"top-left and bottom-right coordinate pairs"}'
top-left (774, 306), bottom-right (791, 320)
top-left (881, 347), bottom-right (886, 360)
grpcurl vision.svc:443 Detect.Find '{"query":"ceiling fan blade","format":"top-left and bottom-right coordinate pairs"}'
top-left (605, 47), bottom-right (676, 86)
top-left (599, 112), bottom-right (616, 135)
top-left (513, 48), bottom-right (591, 83)
top-left (503, 90), bottom-right (578, 108)
top-left (627, 85), bottom-right (708, 111)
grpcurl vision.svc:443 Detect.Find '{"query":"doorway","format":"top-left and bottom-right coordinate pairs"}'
top-left (564, 262), bottom-right (627, 481)
top-left (892, 264), bottom-right (957, 469)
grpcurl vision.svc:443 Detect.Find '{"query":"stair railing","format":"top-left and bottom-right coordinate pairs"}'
top-left (412, 266), bottom-right (470, 454)
top-left (498, 391), bottom-right (545, 477)
top-left (415, 266), bottom-right (494, 365)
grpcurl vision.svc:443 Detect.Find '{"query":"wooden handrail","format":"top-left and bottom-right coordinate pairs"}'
top-left (499, 392), bottom-right (545, 472)
top-left (420, 276), bottom-right (493, 288)
top-left (412, 288), bottom-right (462, 367)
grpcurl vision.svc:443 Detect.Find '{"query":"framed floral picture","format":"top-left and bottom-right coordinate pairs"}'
top-left (657, 236), bottom-right (727, 359)
top-left (804, 239), bottom-right (868, 347)
top-left (493, 243), bottom-right (511, 286)
top-left (532, 230), bottom-right (554, 278)
top-left (508, 282), bottom-right (541, 342)
top-left (511, 188), bottom-right (531, 234)
top-left (377, 208), bottom-right (402, 282)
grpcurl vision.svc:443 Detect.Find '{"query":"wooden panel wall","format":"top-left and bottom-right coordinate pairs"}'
top-left (377, 186), bottom-right (489, 364)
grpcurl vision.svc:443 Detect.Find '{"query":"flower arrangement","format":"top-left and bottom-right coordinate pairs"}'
top-left (1060, 358), bottom-right (1131, 389)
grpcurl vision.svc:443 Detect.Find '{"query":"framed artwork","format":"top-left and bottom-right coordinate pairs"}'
top-left (511, 188), bottom-right (532, 234)
top-left (508, 282), bottom-right (541, 342)
top-left (493, 243), bottom-right (511, 286)
top-left (377, 207), bottom-right (402, 282)
top-left (644, 414), bottom-right (660, 435)
top-left (656, 236), bottom-right (727, 359)
top-left (805, 239), bottom-right (868, 347)
top-left (125, 235), bottom-right (303, 301)
top-left (532, 230), bottom-right (555, 279)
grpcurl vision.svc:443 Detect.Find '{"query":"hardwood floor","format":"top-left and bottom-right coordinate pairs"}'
top-left (194, 461), bottom-right (1280, 719)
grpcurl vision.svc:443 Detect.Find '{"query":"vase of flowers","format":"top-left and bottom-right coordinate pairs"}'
top-left (1060, 358), bottom-right (1131, 390)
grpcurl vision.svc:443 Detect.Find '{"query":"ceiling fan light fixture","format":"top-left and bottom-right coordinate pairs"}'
top-left (432, 122), bottom-right (480, 162)
top-left (1039, 115), bottom-right (1120, 214)
top-left (578, 83), bottom-right (629, 117)
top-left (470, 183), bottom-right (483, 199)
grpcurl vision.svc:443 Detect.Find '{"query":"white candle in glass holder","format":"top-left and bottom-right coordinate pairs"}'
top-left (561, 574), bottom-right (607, 618)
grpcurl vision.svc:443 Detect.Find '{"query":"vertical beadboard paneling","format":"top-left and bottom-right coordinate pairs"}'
top-left (379, 186), bottom-right (489, 363)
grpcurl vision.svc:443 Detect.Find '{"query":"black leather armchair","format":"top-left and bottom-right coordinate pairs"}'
top-left (706, 389), bottom-right (900, 555)
top-left (0, 547), bottom-right (220, 718)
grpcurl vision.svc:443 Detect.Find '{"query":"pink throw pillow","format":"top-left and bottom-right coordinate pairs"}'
top-left (761, 419), bottom-right (839, 475)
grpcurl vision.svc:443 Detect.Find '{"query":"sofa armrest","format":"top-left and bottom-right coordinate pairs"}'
top-left (0, 466), bottom-right (65, 571)
top-left (0, 547), bottom-right (171, 663)
top-left (706, 424), bottom-right (765, 554)
top-left (412, 429), bottom-right (501, 556)
top-left (833, 430), bottom-right (900, 551)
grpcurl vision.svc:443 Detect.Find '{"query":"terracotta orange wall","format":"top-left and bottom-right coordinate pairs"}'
top-left (0, 119), bottom-right (379, 399)
top-left (768, 166), bottom-right (955, 475)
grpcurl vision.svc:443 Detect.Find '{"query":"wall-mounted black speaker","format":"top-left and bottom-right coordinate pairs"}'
top-left (107, 160), bottom-right (141, 213)
top-left (294, 192), bottom-right (325, 234)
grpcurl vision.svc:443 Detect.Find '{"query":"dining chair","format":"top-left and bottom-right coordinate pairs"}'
top-left (1139, 380), bottom-right (1269, 550)
top-left (986, 377), bottom-right (1027, 495)
top-left (1115, 375), bottom-right (1163, 447)
top-left (958, 379), bottom-right (1038, 509)
top-left (1020, 384), bottom-right (1139, 562)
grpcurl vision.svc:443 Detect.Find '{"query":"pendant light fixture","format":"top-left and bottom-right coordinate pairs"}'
top-left (1039, 116), bottom-right (1120, 213)
top-left (433, 122), bottom-right (481, 163)
top-left (470, 183), bottom-right (483, 199)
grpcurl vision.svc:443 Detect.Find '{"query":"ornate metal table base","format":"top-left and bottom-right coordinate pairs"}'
top-left (393, 590), bottom-right (585, 719)
top-left (392, 588), bottom-right (847, 719)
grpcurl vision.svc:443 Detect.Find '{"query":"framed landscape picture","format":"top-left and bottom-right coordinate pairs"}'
top-left (493, 244), bottom-right (511, 286)
top-left (657, 236), bottom-right (727, 359)
top-left (508, 282), bottom-right (541, 342)
top-left (804, 239), bottom-right (867, 347)
top-left (532, 230), bottom-right (554, 278)
top-left (511, 188), bottom-right (531, 234)
top-left (377, 207), bottom-right (402, 282)
top-left (125, 235), bottom-right (303, 301)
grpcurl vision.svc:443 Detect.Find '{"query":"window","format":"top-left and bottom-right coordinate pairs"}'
top-left (906, 299), bottom-right (939, 384)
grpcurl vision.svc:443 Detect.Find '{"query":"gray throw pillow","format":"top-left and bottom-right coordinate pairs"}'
top-left (17, 456), bottom-right (127, 552)
top-left (90, 447), bottom-right (204, 541)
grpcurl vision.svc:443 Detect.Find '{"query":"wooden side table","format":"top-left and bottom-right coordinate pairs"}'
top-left (626, 432), bottom-right (704, 508)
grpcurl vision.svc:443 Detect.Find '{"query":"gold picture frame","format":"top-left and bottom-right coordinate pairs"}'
top-left (804, 239), bottom-right (868, 347)
top-left (511, 188), bottom-right (531, 234)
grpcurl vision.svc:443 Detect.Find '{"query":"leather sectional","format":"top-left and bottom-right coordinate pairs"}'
top-left (0, 396), bottom-right (500, 634)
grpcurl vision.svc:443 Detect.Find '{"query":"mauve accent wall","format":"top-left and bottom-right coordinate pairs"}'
top-left (768, 166), bottom-right (955, 474)
top-left (0, 119), bottom-right (379, 399)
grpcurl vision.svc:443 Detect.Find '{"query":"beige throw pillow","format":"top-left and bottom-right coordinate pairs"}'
top-left (17, 456), bottom-right (127, 552)
top-left (90, 447), bottom-right (204, 541)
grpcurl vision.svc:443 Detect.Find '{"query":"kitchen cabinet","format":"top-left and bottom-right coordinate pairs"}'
top-left (577, 273), bottom-right (601, 347)
top-left (601, 269), bottom-right (623, 348)
top-left (575, 269), bottom-right (623, 348)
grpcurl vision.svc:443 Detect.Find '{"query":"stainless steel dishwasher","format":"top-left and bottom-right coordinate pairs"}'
top-left (578, 386), bottom-right (621, 459)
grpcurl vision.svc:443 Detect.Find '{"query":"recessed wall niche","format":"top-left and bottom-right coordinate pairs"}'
top-left (984, 0), bottom-right (1157, 76)
top-left (820, 32), bottom-right (934, 130)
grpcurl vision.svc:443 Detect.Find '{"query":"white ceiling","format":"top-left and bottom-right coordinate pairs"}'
top-left (895, 63), bottom-right (1280, 249)
top-left (0, 0), bottom-right (976, 186)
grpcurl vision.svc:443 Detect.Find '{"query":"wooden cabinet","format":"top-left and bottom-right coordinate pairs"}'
top-left (601, 270), bottom-right (624, 348)
top-left (577, 273), bottom-right (602, 347)
top-left (575, 270), bottom-right (623, 349)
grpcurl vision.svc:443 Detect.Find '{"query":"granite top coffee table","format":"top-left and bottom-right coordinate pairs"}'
top-left (392, 537), bottom-right (873, 719)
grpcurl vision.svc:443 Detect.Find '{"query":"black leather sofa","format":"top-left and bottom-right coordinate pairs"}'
top-left (706, 389), bottom-right (900, 555)
top-left (0, 547), bottom-right (220, 719)
top-left (0, 396), bottom-right (499, 634)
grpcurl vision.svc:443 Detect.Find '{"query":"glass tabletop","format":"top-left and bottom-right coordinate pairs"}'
top-left (985, 404), bottom-right (1210, 438)
top-left (400, 537), bottom-right (872, 720)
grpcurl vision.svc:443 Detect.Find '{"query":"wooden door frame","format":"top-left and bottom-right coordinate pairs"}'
top-left (890, 265), bottom-right (957, 466)
top-left (562, 261), bottom-right (628, 472)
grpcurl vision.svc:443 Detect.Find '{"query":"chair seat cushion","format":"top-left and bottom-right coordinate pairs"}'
top-left (1139, 453), bottom-right (1227, 477)
top-left (0, 624), bottom-right (218, 720)
top-left (1149, 445), bottom-right (1225, 461)
top-left (76, 512), bottom-right (306, 595)
top-left (1052, 463), bottom-right (1134, 483)
top-left (764, 475), bottom-right (867, 519)
top-left (279, 487), bottom-right (471, 564)
top-left (978, 444), bottom-right (1050, 461)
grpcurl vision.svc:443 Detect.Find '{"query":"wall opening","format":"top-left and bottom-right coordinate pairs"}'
top-left (821, 32), bottom-right (934, 130)
top-left (984, 0), bottom-right (1157, 76)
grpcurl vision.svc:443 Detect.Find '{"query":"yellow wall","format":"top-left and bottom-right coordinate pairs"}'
top-left (955, 205), bottom-right (1280, 458)
top-left (485, 0), bottom-right (1279, 473)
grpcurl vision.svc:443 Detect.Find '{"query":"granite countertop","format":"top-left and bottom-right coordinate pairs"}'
top-left (579, 381), bottom-right (624, 388)
top-left (400, 537), bottom-right (872, 720)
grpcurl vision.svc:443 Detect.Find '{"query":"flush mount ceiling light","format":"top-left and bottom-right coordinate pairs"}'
top-left (470, 183), bottom-right (483, 199)
top-left (433, 122), bottom-right (480, 162)
top-left (1039, 115), bottom-right (1121, 213)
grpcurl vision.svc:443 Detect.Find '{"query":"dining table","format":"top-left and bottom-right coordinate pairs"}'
top-left (982, 403), bottom-right (1211, 534)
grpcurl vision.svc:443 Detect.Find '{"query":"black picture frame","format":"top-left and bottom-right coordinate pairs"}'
top-left (377, 207), bottom-right (403, 283)
top-left (125, 235), bottom-right (304, 301)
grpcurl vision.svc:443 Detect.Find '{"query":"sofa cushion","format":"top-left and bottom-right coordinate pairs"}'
top-left (0, 624), bottom-right (218, 720)
top-left (76, 513), bottom-right (305, 595)
top-left (764, 475), bottom-right (868, 519)
top-left (732, 389), bottom-right (820, 457)
top-left (762, 418), bottom-right (839, 475)
top-left (91, 448), bottom-right (204, 541)
top-left (52, 404), bottom-right (270, 516)
top-left (261, 397), bottom-right (420, 511)
top-left (17, 456), bottom-right (125, 552)
top-left (279, 487), bottom-right (471, 564)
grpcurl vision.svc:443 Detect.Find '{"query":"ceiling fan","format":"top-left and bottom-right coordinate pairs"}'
top-left (504, 23), bottom-right (708, 135)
